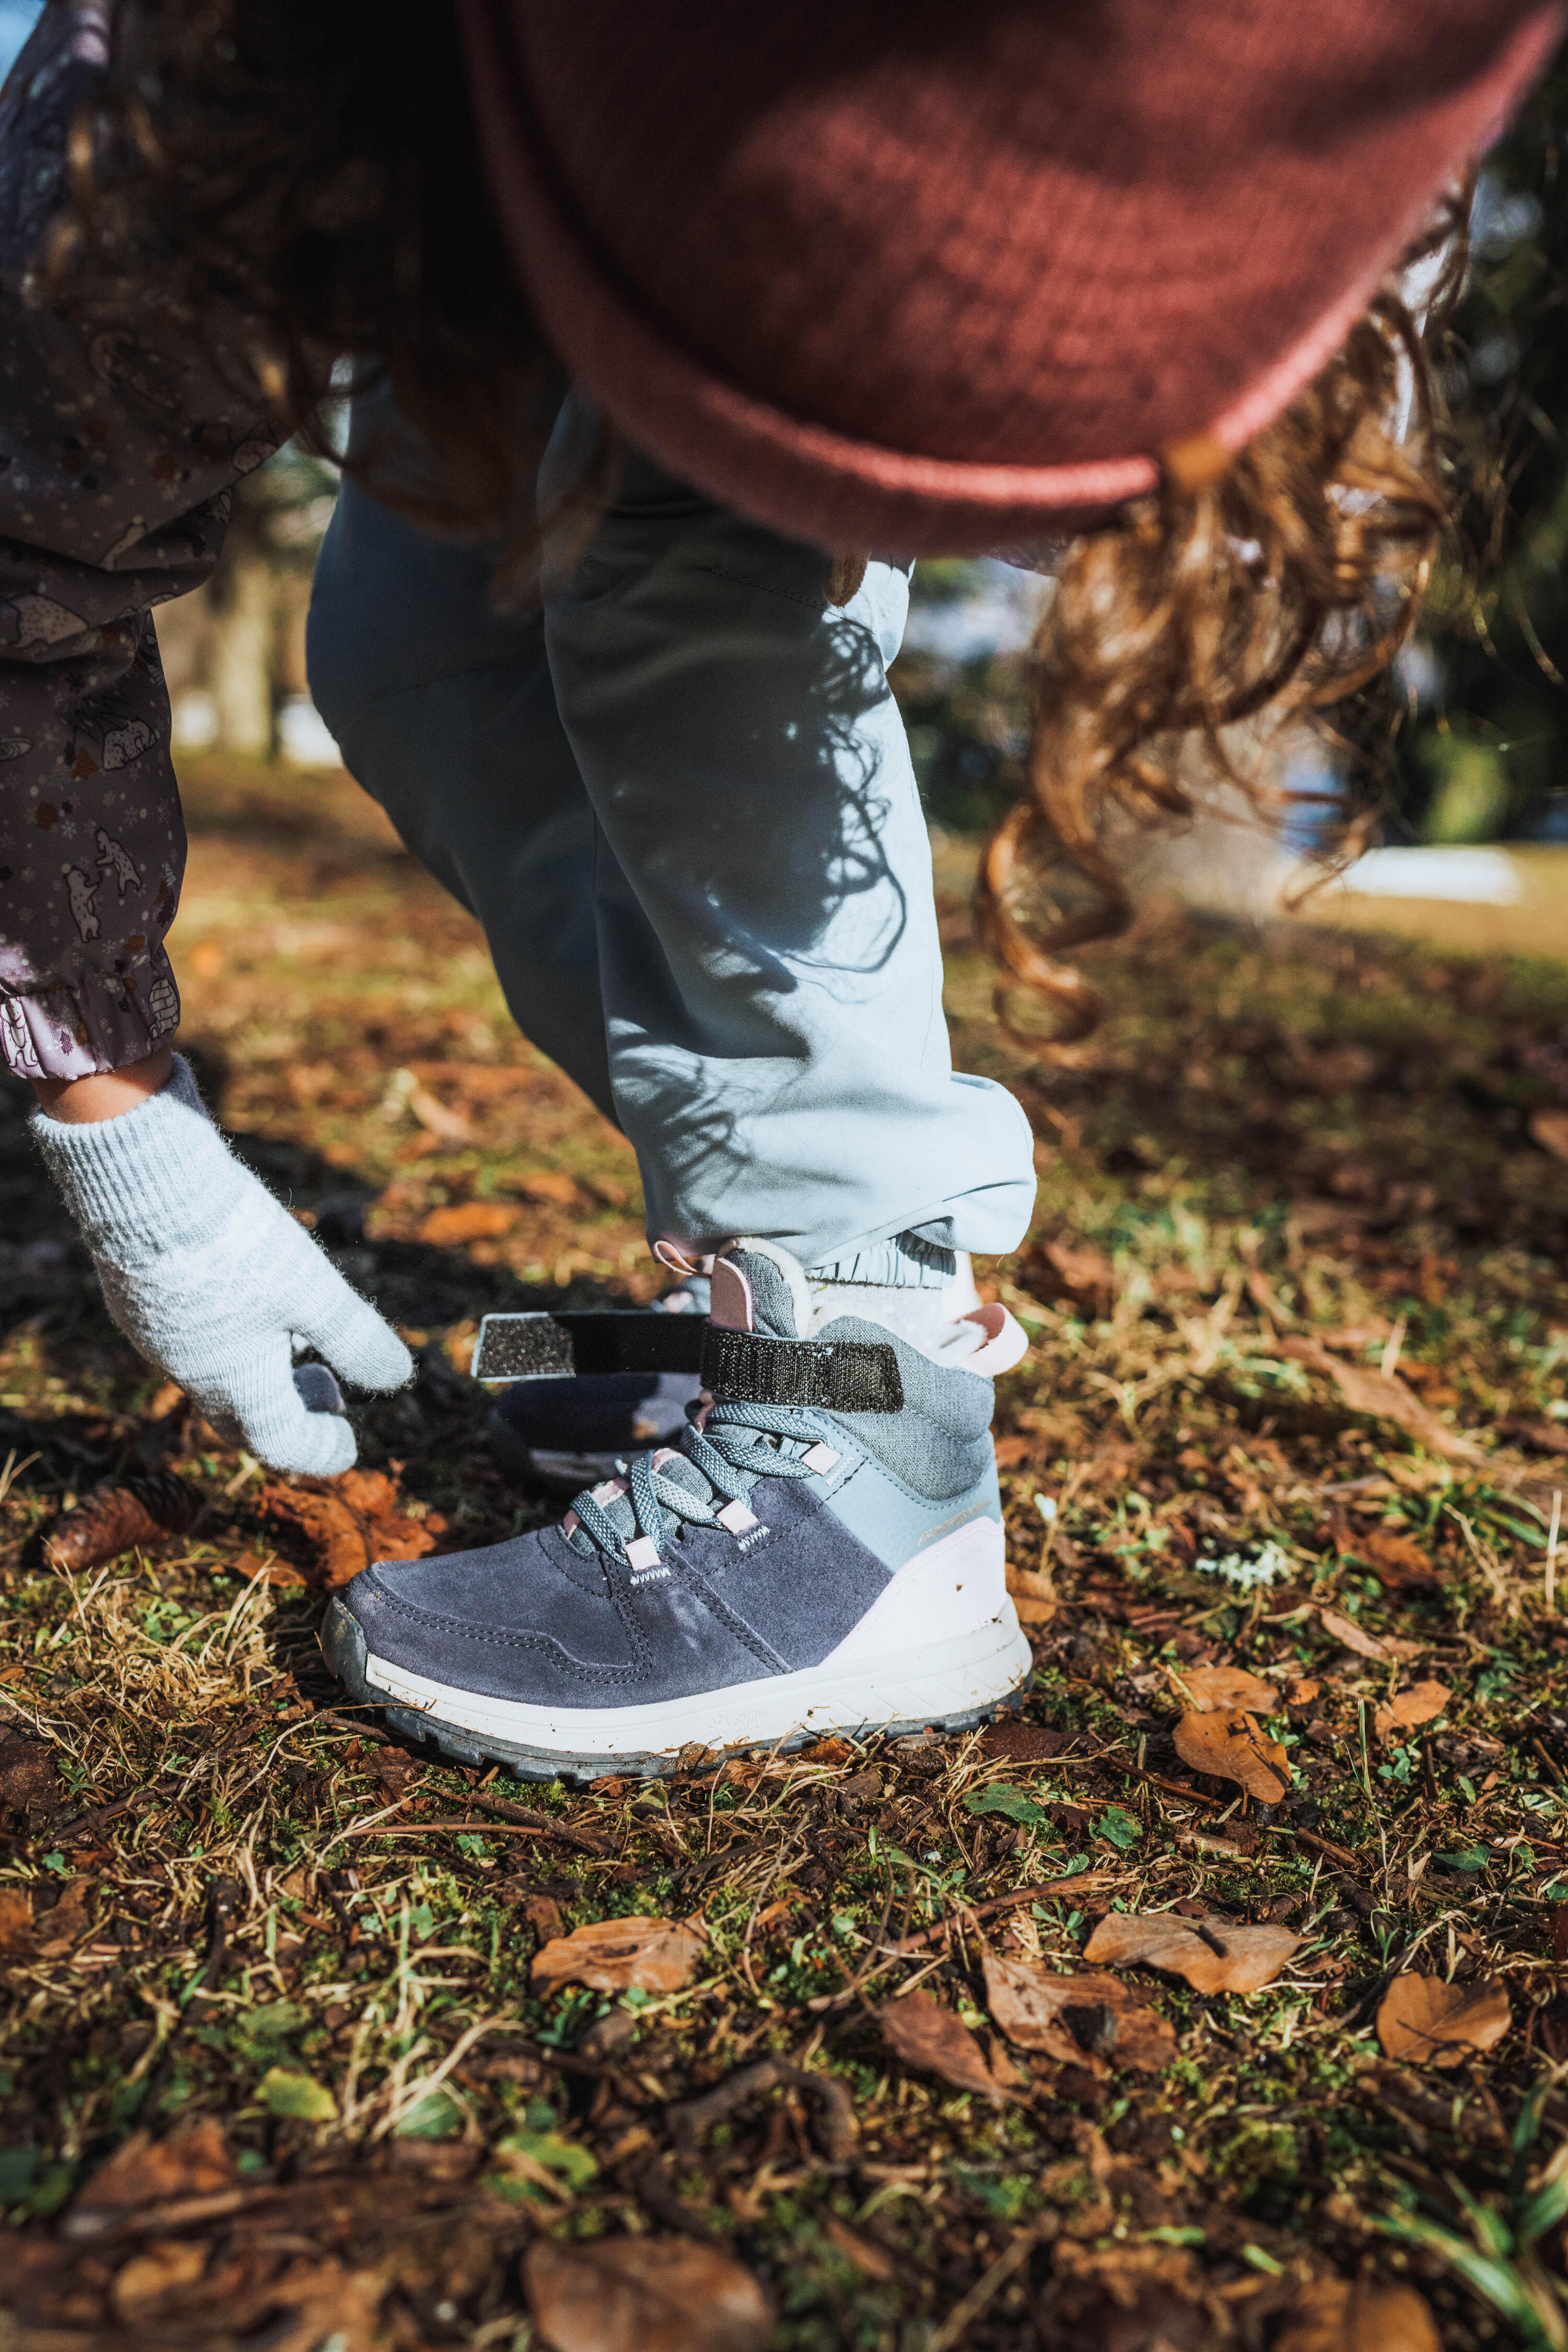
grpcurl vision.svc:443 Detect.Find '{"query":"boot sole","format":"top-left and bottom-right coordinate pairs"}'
top-left (320, 1596), bottom-right (1032, 1783)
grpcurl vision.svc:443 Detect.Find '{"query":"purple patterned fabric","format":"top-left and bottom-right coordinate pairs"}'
top-left (0, 3), bottom-right (272, 1078)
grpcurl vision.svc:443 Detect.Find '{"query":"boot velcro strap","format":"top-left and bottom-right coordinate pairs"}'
top-left (472, 1311), bottom-right (707, 1383)
top-left (700, 1326), bottom-right (903, 1413)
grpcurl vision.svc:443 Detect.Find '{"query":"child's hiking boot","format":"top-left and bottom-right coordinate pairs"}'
top-left (485, 1278), bottom-right (708, 1494)
top-left (322, 1239), bottom-right (1031, 1780)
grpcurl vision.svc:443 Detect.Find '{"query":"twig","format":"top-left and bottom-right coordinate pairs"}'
top-left (463, 1789), bottom-right (611, 1855)
top-left (928, 2233), bottom-right (1041, 2352)
top-left (1263, 1825), bottom-right (1363, 1870)
top-left (880, 1870), bottom-right (1116, 1956)
top-left (668, 2059), bottom-right (856, 2163)
top-left (1548, 1489), bottom-right (1563, 1617)
top-left (340, 1817), bottom-right (605, 1847)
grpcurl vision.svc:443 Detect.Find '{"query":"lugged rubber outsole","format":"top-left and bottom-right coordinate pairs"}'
top-left (319, 1594), bottom-right (1032, 1784)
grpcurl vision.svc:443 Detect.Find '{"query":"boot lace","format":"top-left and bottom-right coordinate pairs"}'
top-left (568, 1396), bottom-right (828, 1565)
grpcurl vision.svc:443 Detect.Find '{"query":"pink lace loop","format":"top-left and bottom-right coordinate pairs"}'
top-left (653, 1238), bottom-right (715, 1279)
top-left (961, 1302), bottom-right (1030, 1377)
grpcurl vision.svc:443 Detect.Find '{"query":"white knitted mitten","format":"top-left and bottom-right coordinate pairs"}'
top-left (34, 1056), bottom-right (411, 1474)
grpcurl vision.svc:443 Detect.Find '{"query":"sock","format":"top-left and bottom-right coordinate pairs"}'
top-left (805, 1230), bottom-right (986, 1367)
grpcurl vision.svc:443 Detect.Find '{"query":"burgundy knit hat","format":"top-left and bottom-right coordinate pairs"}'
top-left (460, 0), bottom-right (1562, 553)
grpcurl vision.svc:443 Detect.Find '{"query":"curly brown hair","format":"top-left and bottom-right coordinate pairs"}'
top-left (974, 260), bottom-right (1463, 1041)
top-left (55, 0), bottom-right (1462, 1016)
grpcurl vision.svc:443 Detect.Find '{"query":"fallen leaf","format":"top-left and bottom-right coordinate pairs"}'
top-left (1276, 2277), bottom-right (1441, 2352)
top-left (1006, 1560), bottom-right (1058, 1625)
top-left (1022, 1237), bottom-right (1116, 1320)
top-left (1375, 1974), bottom-right (1511, 2068)
top-left (256, 1465), bottom-right (445, 1589)
top-left (523, 1895), bottom-right (566, 1944)
top-left (993, 1433), bottom-right (1033, 1469)
top-left (1530, 1108), bottom-right (1568, 1162)
top-left (1279, 1335), bottom-right (1481, 1461)
top-left (43, 1471), bottom-right (199, 1572)
top-left (822, 2215), bottom-right (897, 2280)
top-left (797, 1737), bottom-right (853, 1766)
top-left (1172, 1708), bottom-right (1290, 1803)
top-left (417, 1201), bottom-right (518, 1247)
top-left (1352, 1527), bottom-right (1441, 1590)
top-left (1176, 1665), bottom-right (1279, 1715)
top-left (1286, 1678), bottom-right (1320, 1706)
top-left (0, 1886), bottom-right (34, 1954)
top-left (526, 2237), bottom-right (772, 2352)
top-left (1083, 1910), bottom-right (1304, 1993)
top-left (112, 2239), bottom-right (208, 2323)
top-left (1317, 1607), bottom-right (1424, 1663)
top-left (982, 1952), bottom-right (1175, 2072)
top-left (877, 1991), bottom-right (1011, 2101)
top-left (33, 1874), bottom-right (94, 1954)
top-left (1373, 1680), bottom-right (1451, 1743)
top-left (978, 1722), bottom-right (1067, 1767)
top-left (516, 1169), bottom-right (583, 1207)
top-left (71, 2119), bottom-right (235, 2227)
top-left (0, 1734), bottom-right (56, 1813)
top-left (532, 1915), bottom-right (705, 1996)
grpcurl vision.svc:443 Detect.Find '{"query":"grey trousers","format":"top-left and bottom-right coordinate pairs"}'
top-left (305, 449), bottom-right (1034, 1274)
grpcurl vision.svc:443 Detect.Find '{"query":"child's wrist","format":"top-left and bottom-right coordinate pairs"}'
top-left (31, 1045), bottom-right (176, 1125)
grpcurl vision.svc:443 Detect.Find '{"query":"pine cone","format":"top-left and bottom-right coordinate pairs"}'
top-left (43, 1471), bottom-right (200, 1573)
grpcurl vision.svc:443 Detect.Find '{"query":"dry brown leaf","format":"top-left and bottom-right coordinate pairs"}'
top-left (0, 1733), bottom-right (57, 1814)
top-left (797, 1737), bottom-right (853, 1765)
top-left (1317, 1607), bottom-right (1424, 1663)
top-left (1177, 1664), bottom-right (1279, 1715)
top-left (43, 1470), bottom-right (199, 1572)
top-left (523, 1895), bottom-right (566, 1944)
top-left (1373, 1680), bottom-right (1451, 1743)
top-left (112, 2239), bottom-right (209, 2323)
top-left (1530, 1108), bottom-right (1568, 1163)
top-left (877, 1991), bottom-right (1011, 2101)
top-left (527, 2239), bottom-right (771, 2352)
top-left (1172, 1708), bottom-right (1290, 1802)
top-left (417, 1201), bottom-right (518, 1247)
top-left (978, 1722), bottom-right (1067, 1767)
top-left (516, 1168), bottom-right (583, 1207)
top-left (0, 1886), bottom-right (34, 1955)
top-left (1023, 1236), bottom-right (1116, 1320)
top-left (33, 1874), bottom-right (94, 1955)
top-left (72, 2118), bottom-right (236, 2227)
top-left (1353, 1527), bottom-right (1440, 1590)
top-left (256, 1467), bottom-right (446, 1590)
top-left (1277, 2277), bottom-right (1441, 2352)
top-left (531, 1915), bottom-right (705, 1996)
top-left (1286, 1678), bottom-right (1321, 1706)
top-left (1082, 1910), bottom-right (1304, 1993)
top-left (1375, 1974), bottom-right (1511, 2068)
top-left (1005, 1560), bottom-right (1058, 1625)
top-left (982, 1952), bottom-right (1175, 2072)
top-left (1279, 1335), bottom-right (1481, 1461)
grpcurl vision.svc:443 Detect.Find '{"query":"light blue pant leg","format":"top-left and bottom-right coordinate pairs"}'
top-left (544, 448), bottom-right (1036, 1269)
top-left (307, 479), bottom-right (616, 1119)
top-left (308, 453), bottom-right (1036, 1270)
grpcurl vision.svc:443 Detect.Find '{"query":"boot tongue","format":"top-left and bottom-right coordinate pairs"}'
top-left (709, 1242), bottom-right (809, 1340)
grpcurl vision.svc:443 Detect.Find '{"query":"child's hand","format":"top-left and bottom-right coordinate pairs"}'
top-left (33, 1056), bottom-right (411, 1474)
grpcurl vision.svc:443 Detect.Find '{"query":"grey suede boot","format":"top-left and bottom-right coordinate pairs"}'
top-left (322, 1238), bottom-right (1030, 1780)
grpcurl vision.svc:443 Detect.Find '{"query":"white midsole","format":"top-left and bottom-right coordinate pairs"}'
top-left (364, 1586), bottom-right (1031, 1758)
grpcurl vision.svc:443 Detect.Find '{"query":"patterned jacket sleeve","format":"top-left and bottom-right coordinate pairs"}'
top-left (0, 2), bottom-right (277, 1079)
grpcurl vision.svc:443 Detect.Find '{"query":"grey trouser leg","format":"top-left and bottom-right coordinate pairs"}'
top-left (307, 453), bottom-right (1035, 1269)
top-left (308, 480), bottom-right (614, 1117)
